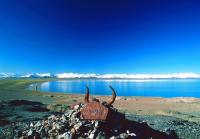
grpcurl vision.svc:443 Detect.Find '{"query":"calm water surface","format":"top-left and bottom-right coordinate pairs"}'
top-left (32, 79), bottom-right (200, 98)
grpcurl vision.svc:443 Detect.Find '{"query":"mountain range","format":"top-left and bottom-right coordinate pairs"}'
top-left (0, 72), bottom-right (200, 79)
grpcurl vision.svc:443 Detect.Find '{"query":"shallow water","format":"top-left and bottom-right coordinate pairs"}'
top-left (31, 79), bottom-right (200, 97)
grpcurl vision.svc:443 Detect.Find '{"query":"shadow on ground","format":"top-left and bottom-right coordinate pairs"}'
top-left (0, 100), bottom-right (179, 139)
top-left (0, 100), bottom-right (50, 126)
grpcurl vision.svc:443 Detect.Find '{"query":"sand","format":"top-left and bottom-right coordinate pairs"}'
top-left (1, 78), bottom-right (200, 122)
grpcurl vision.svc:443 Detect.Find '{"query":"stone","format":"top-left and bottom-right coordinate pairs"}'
top-left (119, 133), bottom-right (128, 138)
top-left (74, 105), bottom-right (80, 110)
top-left (96, 132), bottom-right (106, 139)
top-left (94, 121), bottom-right (99, 128)
top-left (35, 121), bottom-right (42, 127)
top-left (30, 122), bottom-right (34, 127)
top-left (6, 102), bottom-right (143, 139)
top-left (70, 127), bottom-right (76, 134)
top-left (81, 102), bottom-right (109, 120)
top-left (63, 132), bottom-right (73, 139)
top-left (17, 130), bottom-right (22, 137)
top-left (27, 129), bottom-right (33, 136)
top-left (88, 129), bottom-right (97, 139)
top-left (74, 122), bottom-right (82, 131)
top-left (40, 128), bottom-right (46, 138)
top-left (129, 133), bottom-right (136, 136)
top-left (34, 132), bottom-right (40, 139)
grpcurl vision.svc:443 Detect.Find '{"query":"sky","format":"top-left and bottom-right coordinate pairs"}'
top-left (0, 0), bottom-right (200, 74)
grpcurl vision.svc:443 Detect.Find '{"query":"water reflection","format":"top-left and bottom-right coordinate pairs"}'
top-left (35, 79), bottom-right (200, 97)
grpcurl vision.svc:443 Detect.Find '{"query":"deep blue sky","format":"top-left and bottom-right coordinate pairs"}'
top-left (0, 0), bottom-right (200, 74)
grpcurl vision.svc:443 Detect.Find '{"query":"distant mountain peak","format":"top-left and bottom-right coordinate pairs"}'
top-left (0, 72), bottom-right (200, 79)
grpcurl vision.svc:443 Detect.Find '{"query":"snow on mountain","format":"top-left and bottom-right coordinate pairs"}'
top-left (55, 73), bottom-right (96, 78)
top-left (0, 73), bottom-right (17, 78)
top-left (94, 73), bottom-right (200, 79)
top-left (0, 73), bottom-right (53, 78)
top-left (20, 73), bottom-right (34, 78)
top-left (35, 73), bottom-right (54, 78)
top-left (55, 72), bottom-right (200, 79)
top-left (20, 73), bottom-right (54, 78)
top-left (0, 72), bottom-right (200, 79)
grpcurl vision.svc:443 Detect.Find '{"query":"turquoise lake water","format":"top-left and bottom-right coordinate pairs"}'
top-left (34, 79), bottom-right (200, 98)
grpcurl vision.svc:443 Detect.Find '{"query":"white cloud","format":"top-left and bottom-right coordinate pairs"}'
top-left (55, 72), bottom-right (200, 79)
top-left (35, 73), bottom-right (53, 78)
top-left (55, 73), bottom-right (96, 78)
top-left (20, 73), bottom-right (33, 78)
top-left (0, 73), bottom-right (16, 78)
top-left (0, 72), bottom-right (200, 79)
top-left (20, 73), bottom-right (53, 78)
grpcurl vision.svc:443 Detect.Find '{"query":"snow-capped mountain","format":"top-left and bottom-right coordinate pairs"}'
top-left (20, 73), bottom-right (54, 78)
top-left (20, 73), bottom-right (55, 78)
top-left (0, 73), bottom-right (54, 78)
top-left (0, 73), bottom-right (18, 78)
top-left (55, 73), bottom-right (96, 78)
top-left (0, 72), bottom-right (200, 79)
top-left (55, 72), bottom-right (200, 79)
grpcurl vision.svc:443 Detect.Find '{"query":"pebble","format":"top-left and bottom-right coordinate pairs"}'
top-left (88, 129), bottom-right (97, 139)
top-left (119, 133), bottom-right (128, 138)
top-left (35, 121), bottom-right (42, 127)
top-left (74, 105), bottom-right (79, 110)
top-left (2, 103), bottom-right (139, 139)
top-left (27, 129), bottom-right (33, 136)
top-left (94, 121), bottom-right (99, 128)
top-left (30, 122), bottom-right (34, 127)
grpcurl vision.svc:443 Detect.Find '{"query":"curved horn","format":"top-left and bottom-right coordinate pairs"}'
top-left (85, 86), bottom-right (89, 103)
top-left (107, 85), bottom-right (116, 105)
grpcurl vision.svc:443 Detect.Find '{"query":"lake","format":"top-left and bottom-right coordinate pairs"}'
top-left (31, 79), bottom-right (200, 98)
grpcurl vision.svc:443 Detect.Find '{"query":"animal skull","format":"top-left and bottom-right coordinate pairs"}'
top-left (81, 85), bottom-right (116, 120)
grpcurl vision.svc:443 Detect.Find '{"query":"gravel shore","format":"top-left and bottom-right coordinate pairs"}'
top-left (1, 79), bottom-right (200, 139)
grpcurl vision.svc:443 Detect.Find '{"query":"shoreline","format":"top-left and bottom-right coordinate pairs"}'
top-left (1, 79), bottom-right (200, 138)
top-left (28, 78), bottom-right (200, 99)
top-left (0, 79), bottom-right (200, 121)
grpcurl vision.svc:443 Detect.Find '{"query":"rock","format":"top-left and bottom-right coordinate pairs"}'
top-left (88, 133), bottom-right (95, 139)
top-left (35, 121), bottom-right (42, 127)
top-left (30, 122), bottom-right (34, 127)
top-left (71, 127), bottom-right (76, 134)
top-left (94, 121), bottom-right (99, 128)
top-left (34, 132), bottom-right (40, 139)
top-left (27, 129), bottom-right (33, 136)
top-left (96, 132), bottom-right (106, 139)
top-left (126, 130), bottom-right (136, 136)
top-left (17, 130), bottom-right (22, 138)
top-left (74, 105), bottom-right (80, 110)
top-left (88, 129), bottom-right (97, 139)
top-left (60, 132), bottom-right (73, 139)
top-left (40, 128), bottom-right (47, 138)
top-left (119, 133), bottom-right (128, 138)
top-left (129, 132), bottom-right (136, 137)
top-left (2, 102), bottom-right (182, 139)
top-left (73, 122), bottom-right (82, 131)
top-left (61, 115), bottom-right (67, 122)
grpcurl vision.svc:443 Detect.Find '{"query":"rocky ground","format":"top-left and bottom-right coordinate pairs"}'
top-left (126, 114), bottom-right (200, 139)
top-left (0, 99), bottom-right (200, 139)
top-left (0, 100), bottom-right (178, 139)
top-left (1, 79), bottom-right (200, 139)
top-left (0, 100), bottom-right (199, 139)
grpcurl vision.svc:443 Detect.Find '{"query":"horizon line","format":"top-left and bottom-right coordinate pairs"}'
top-left (1, 72), bottom-right (200, 79)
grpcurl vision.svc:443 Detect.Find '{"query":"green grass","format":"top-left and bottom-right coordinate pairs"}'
top-left (1, 78), bottom-right (200, 122)
top-left (0, 78), bottom-right (58, 104)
